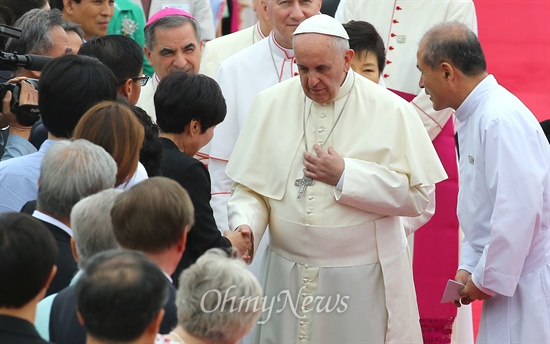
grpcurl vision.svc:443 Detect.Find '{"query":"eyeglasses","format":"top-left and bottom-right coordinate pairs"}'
top-left (131, 75), bottom-right (150, 86)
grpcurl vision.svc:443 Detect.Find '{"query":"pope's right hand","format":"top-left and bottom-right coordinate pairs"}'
top-left (224, 225), bottom-right (254, 264)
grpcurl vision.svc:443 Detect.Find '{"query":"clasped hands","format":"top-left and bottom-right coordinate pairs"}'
top-left (224, 225), bottom-right (254, 264)
top-left (302, 144), bottom-right (345, 186)
top-left (453, 269), bottom-right (492, 307)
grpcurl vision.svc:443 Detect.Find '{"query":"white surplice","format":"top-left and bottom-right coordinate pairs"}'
top-left (227, 71), bottom-right (448, 343)
top-left (456, 75), bottom-right (550, 343)
top-left (199, 21), bottom-right (266, 78)
top-left (209, 32), bottom-right (299, 231)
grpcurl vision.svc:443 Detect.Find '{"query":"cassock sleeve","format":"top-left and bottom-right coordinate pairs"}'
top-left (334, 158), bottom-right (430, 217)
top-left (228, 183), bottom-right (270, 255)
top-left (471, 120), bottom-right (547, 297)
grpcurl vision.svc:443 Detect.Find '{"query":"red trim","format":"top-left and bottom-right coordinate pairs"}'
top-left (208, 156), bottom-right (229, 162)
top-left (212, 191), bottom-right (232, 196)
top-left (411, 99), bottom-right (446, 130)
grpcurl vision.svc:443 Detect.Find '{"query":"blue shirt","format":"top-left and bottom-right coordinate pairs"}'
top-left (0, 139), bottom-right (55, 213)
top-left (1, 133), bottom-right (37, 161)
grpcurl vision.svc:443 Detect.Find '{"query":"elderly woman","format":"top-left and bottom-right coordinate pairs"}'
top-left (161, 248), bottom-right (263, 344)
top-left (154, 72), bottom-right (250, 284)
top-left (72, 100), bottom-right (146, 189)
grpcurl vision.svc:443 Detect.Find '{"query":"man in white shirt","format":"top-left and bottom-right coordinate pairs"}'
top-left (417, 22), bottom-right (550, 343)
top-left (199, 0), bottom-right (271, 78)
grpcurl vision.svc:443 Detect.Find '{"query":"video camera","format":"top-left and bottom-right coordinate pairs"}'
top-left (0, 78), bottom-right (40, 126)
top-left (0, 24), bottom-right (50, 126)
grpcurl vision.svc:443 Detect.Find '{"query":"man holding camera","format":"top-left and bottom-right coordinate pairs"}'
top-left (0, 8), bottom-right (72, 160)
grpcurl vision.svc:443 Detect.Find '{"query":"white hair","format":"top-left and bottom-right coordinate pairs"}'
top-left (70, 189), bottom-right (123, 268)
top-left (176, 249), bottom-right (263, 343)
top-left (37, 139), bottom-right (117, 220)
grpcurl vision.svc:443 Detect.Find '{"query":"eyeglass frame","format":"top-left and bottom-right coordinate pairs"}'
top-left (131, 74), bottom-right (150, 86)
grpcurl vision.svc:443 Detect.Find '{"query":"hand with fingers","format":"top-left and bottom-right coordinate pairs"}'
top-left (453, 269), bottom-right (492, 307)
top-left (302, 144), bottom-right (345, 186)
top-left (224, 225), bottom-right (254, 264)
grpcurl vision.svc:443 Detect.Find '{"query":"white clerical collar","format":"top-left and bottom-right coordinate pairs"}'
top-left (332, 70), bottom-right (355, 103)
top-left (32, 210), bottom-right (73, 237)
top-left (254, 21), bottom-right (266, 43)
top-left (152, 73), bottom-right (161, 93)
top-left (269, 33), bottom-right (294, 59)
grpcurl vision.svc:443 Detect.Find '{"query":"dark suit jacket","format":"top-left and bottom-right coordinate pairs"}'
top-left (36, 219), bottom-right (78, 297)
top-left (49, 279), bottom-right (178, 344)
top-left (160, 138), bottom-right (231, 285)
top-left (0, 315), bottom-right (50, 344)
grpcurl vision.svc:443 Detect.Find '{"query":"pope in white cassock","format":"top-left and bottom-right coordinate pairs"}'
top-left (209, 0), bottom-right (322, 232)
top-left (226, 14), bottom-right (447, 343)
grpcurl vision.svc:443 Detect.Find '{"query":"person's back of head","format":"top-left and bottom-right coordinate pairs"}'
top-left (0, 212), bottom-right (57, 311)
top-left (38, 54), bottom-right (118, 138)
top-left (37, 139), bottom-right (117, 221)
top-left (79, 34), bottom-right (143, 85)
top-left (72, 100), bottom-right (145, 187)
top-left (343, 20), bottom-right (386, 82)
top-left (111, 176), bottom-right (194, 254)
top-left (70, 188), bottom-right (123, 269)
top-left (78, 35), bottom-right (144, 104)
top-left (175, 248), bottom-right (263, 343)
top-left (132, 105), bottom-right (163, 177)
top-left (420, 21), bottom-right (486, 77)
top-left (5, 8), bottom-right (69, 64)
top-left (75, 249), bottom-right (168, 344)
top-left (1, 0), bottom-right (50, 22)
top-left (154, 72), bottom-right (226, 134)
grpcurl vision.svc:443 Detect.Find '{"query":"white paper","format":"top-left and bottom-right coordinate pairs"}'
top-left (440, 279), bottom-right (465, 303)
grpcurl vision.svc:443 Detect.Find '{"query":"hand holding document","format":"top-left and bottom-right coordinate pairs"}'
top-left (440, 279), bottom-right (465, 303)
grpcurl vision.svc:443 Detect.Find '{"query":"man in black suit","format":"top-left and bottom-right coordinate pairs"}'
top-left (43, 189), bottom-right (122, 344)
top-left (33, 139), bottom-right (117, 296)
top-left (75, 250), bottom-right (168, 344)
top-left (0, 212), bottom-right (57, 344)
top-left (111, 176), bottom-right (196, 334)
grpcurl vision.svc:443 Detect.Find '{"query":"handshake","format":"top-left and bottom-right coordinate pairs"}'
top-left (224, 225), bottom-right (254, 264)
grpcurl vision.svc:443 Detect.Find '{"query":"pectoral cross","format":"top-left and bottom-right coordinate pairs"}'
top-left (295, 174), bottom-right (314, 199)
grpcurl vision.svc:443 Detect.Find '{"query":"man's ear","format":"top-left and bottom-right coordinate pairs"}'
top-left (146, 309), bottom-right (165, 336)
top-left (40, 265), bottom-right (57, 296)
top-left (76, 309), bottom-right (85, 326)
top-left (177, 227), bottom-right (190, 253)
top-left (260, 0), bottom-right (270, 23)
top-left (70, 237), bottom-right (79, 262)
top-left (343, 49), bottom-right (354, 72)
top-left (144, 46), bottom-right (153, 65)
top-left (441, 62), bottom-right (453, 80)
top-left (119, 78), bottom-right (133, 99)
top-left (63, 0), bottom-right (75, 15)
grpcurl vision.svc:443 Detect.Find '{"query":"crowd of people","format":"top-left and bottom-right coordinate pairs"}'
top-left (0, 1), bottom-right (549, 344)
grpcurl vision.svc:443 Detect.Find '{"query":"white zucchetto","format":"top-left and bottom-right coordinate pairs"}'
top-left (293, 14), bottom-right (349, 40)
